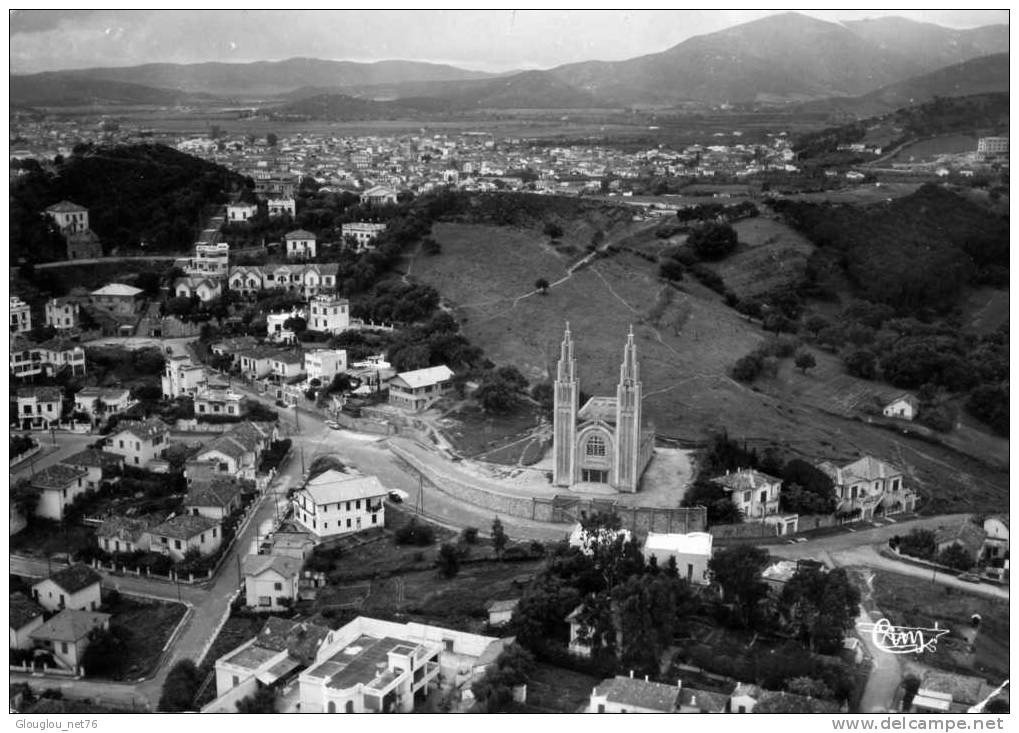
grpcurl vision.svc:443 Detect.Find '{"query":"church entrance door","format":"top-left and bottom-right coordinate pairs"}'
top-left (582, 469), bottom-right (609, 483)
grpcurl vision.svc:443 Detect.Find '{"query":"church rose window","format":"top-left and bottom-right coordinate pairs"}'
top-left (586, 435), bottom-right (606, 456)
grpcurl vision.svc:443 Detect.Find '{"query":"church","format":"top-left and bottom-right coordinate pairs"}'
top-left (553, 323), bottom-right (655, 493)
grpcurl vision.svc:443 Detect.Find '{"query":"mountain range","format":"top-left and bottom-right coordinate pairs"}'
top-left (10, 13), bottom-right (1008, 114)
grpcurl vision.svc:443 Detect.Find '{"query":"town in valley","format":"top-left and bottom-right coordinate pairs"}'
top-left (7, 9), bottom-right (1010, 718)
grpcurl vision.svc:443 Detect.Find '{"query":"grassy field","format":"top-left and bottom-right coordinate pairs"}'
top-left (411, 220), bottom-right (1008, 513)
top-left (780, 182), bottom-right (922, 205)
top-left (10, 521), bottom-right (95, 559)
top-left (866, 570), bottom-right (1008, 681)
top-left (106, 596), bottom-right (188, 681)
top-left (441, 403), bottom-right (545, 465)
top-left (518, 662), bottom-right (601, 713)
top-left (891, 134), bottom-right (978, 163)
top-left (708, 216), bottom-right (816, 298)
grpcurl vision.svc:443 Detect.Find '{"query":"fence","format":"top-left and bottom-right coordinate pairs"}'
top-left (9, 444), bottom-right (42, 468)
top-left (90, 558), bottom-right (212, 584)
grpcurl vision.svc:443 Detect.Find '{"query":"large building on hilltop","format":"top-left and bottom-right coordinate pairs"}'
top-left (553, 324), bottom-right (654, 493)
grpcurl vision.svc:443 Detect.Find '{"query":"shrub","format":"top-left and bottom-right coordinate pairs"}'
top-left (461, 527), bottom-right (479, 544)
top-left (395, 519), bottom-right (436, 546)
top-left (732, 351), bottom-right (765, 382)
top-left (658, 258), bottom-right (685, 281)
top-left (688, 222), bottom-right (739, 260)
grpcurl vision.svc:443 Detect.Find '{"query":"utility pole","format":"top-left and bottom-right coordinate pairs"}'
top-left (300, 446), bottom-right (306, 475)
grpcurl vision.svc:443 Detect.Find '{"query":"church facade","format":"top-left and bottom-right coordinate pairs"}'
top-left (553, 324), bottom-right (655, 493)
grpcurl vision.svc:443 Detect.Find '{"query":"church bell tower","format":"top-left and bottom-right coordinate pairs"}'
top-left (552, 322), bottom-right (578, 487)
top-left (613, 325), bottom-right (642, 492)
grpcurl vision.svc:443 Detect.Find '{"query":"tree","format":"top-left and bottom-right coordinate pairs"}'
top-left (158, 660), bottom-right (202, 711)
top-left (732, 351), bottom-right (765, 382)
top-left (938, 542), bottom-right (975, 571)
top-left (901, 674), bottom-right (921, 711)
top-left (80, 626), bottom-right (128, 677)
top-left (688, 222), bottom-right (739, 260)
top-left (437, 543), bottom-right (461, 578)
top-left (235, 685), bottom-right (277, 713)
top-left (283, 316), bottom-right (307, 334)
top-left (266, 133), bottom-right (278, 147)
top-left (786, 676), bottom-right (832, 699)
top-left (779, 566), bottom-right (860, 652)
top-left (780, 459), bottom-right (837, 516)
top-left (794, 350), bottom-right (817, 374)
top-left (491, 517), bottom-right (508, 559)
top-left (471, 644), bottom-right (534, 712)
top-left (535, 277), bottom-right (550, 294)
top-left (659, 258), bottom-right (685, 281)
top-left (461, 527), bottom-right (479, 544)
top-left (709, 545), bottom-right (770, 628)
top-left (543, 221), bottom-right (564, 240)
top-left (843, 348), bottom-right (877, 379)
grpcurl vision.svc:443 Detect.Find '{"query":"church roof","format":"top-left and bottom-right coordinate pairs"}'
top-left (578, 396), bottom-right (617, 424)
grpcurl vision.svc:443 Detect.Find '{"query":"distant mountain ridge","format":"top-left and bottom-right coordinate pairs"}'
top-left (9, 13), bottom-right (1009, 110)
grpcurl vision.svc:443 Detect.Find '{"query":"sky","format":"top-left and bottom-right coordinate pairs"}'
top-left (9, 9), bottom-right (1011, 74)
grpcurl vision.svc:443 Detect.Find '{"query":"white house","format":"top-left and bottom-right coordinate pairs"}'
top-left (307, 294), bottom-right (350, 335)
top-left (106, 418), bottom-right (170, 468)
top-left (10, 296), bottom-right (32, 334)
top-left (291, 470), bottom-right (387, 540)
top-left (145, 514), bottom-right (222, 561)
top-left (285, 229), bottom-right (318, 259)
top-left (711, 468), bottom-right (782, 522)
top-left (387, 365), bottom-right (454, 411)
top-left (270, 352), bottom-right (306, 383)
top-left (587, 674), bottom-right (682, 713)
top-left (242, 554), bottom-right (301, 611)
top-left (485, 599), bottom-right (519, 628)
top-left (883, 394), bottom-right (919, 421)
top-left (816, 455), bottom-right (918, 519)
top-left (96, 516), bottom-right (153, 555)
top-left (45, 200), bottom-right (89, 234)
top-left (193, 421), bottom-right (276, 478)
top-left (730, 683), bottom-right (762, 713)
top-left (267, 309), bottom-right (305, 344)
top-left (44, 298), bottom-right (79, 330)
top-left (297, 616), bottom-right (508, 713)
top-left (359, 186), bottom-right (398, 206)
top-left (185, 477), bottom-right (245, 521)
top-left (73, 387), bottom-right (133, 425)
top-left (982, 515), bottom-right (1009, 563)
top-left (61, 449), bottom-right (124, 492)
top-left (16, 386), bottom-right (62, 430)
top-left (341, 222), bottom-right (387, 252)
top-left (31, 564), bottom-right (103, 613)
top-left (31, 464), bottom-right (90, 521)
top-left (194, 384), bottom-right (245, 419)
top-left (227, 203), bottom-right (259, 223)
top-left (305, 349), bottom-right (348, 384)
top-left (267, 198), bottom-right (296, 218)
top-left (642, 532), bottom-right (713, 585)
top-left (174, 276), bottom-right (223, 302)
top-left (185, 242), bottom-right (230, 279)
top-left (237, 347), bottom-right (278, 379)
top-left (30, 610), bottom-right (110, 672)
top-left (162, 355), bottom-right (208, 399)
top-left (10, 593), bottom-right (46, 650)
top-left (205, 617), bottom-right (334, 713)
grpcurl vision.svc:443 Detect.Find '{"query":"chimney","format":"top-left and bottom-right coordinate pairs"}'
top-left (644, 675), bottom-right (649, 682)
top-left (629, 670), bottom-right (634, 679)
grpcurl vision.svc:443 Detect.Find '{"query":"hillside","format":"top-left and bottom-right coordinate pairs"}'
top-left (408, 218), bottom-right (1008, 514)
top-left (550, 12), bottom-right (1008, 105)
top-left (13, 57), bottom-right (496, 99)
top-left (270, 70), bottom-right (605, 117)
top-left (841, 17), bottom-right (1008, 72)
top-left (10, 144), bottom-right (244, 262)
top-left (9, 73), bottom-right (218, 107)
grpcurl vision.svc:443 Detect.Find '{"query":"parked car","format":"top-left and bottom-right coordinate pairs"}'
top-left (325, 420), bottom-right (341, 430)
top-left (958, 572), bottom-right (981, 583)
top-left (388, 489), bottom-right (409, 503)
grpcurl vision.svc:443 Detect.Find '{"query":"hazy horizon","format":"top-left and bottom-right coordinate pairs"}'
top-left (10, 9), bottom-right (1010, 75)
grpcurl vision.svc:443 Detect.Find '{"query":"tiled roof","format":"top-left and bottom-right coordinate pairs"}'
top-left (46, 200), bottom-right (87, 213)
top-left (44, 563), bottom-right (102, 594)
top-left (594, 675), bottom-right (680, 712)
top-left (149, 513), bottom-right (220, 540)
top-left (256, 616), bottom-right (332, 666)
top-left (62, 449), bottom-right (125, 469)
top-left (679, 687), bottom-right (730, 712)
top-left (840, 455), bottom-right (903, 483)
top-left (242, 553), bottom-right (301, 580)
top-left (97, 516), bottom-right (153, 542)
top-left (30, 609), bottom-right (110, 643)
top-left (285, 229), bottom-right (317, 239)
top-left (186, 477), bottom-right (244, 508)
top-left (111, 418), bottom-right (169, 442)
top-left (91, 283), bottom-right (143, 298)
top-left (920, 670), bottom-right (993, 706)
top-left (390, 364), bottom-right (454, 390)
top-left (17, 386), bottom-right (62, 402)
top-left (32, 464), bottom-right (88, 490)
top-left (303, 470), bottom-right (387, 505)
top-left (711, 468), bottom-right (781, 492)
top-left (10, 592), bottom-right (45, 629)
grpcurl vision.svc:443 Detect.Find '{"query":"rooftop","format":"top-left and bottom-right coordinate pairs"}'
top-left (149, 513), bottom-right (220, 540)
top-left (302, 470), bottom-right (387, 505)
top-left (17, 386), bottom-right (62, 402)
top-left (91, 283), bottom-right (143, 298)
top-left (594, 675), bottom-right (681, 712)
top-left (32, 463), bottom-right (88, 490)
top-left (63, 449), bottom-right (125, 469)
top-left (390, 364), bottom-right (454, 390)
top-left (578, 396), bottom-right (618, 424)
top-left (30, 609), bottom-right (109, 643)
top-left (10, 592), bottom-right (45, 629)
top-left (711, 467), bottom-right (782, 492)
top-left (241, 553), bottom-right (301, 580)
top-left (644, 531), bottom-right (713, 557)
top-left (110, 417), bottom-right (169, 442)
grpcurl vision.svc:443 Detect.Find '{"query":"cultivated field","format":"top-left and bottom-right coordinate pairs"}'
top-left (411, 221), bottom-right (1008, 513)
top-left (865, 569), bottom-right (1008, 681)
top-left (780, 181), bottom-right (922, 205)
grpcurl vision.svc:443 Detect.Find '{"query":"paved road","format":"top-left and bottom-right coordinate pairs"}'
top-left (35, 255), bottom-right (180, 270)
top-left (10, 432), bottom-right (96, 481)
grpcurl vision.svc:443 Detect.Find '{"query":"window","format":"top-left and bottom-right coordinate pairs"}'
top-left (443, 639), bottom-right (454, 652)
top-left (233, 676), bottom-right (240, 687)
top-left (212, 528), bottom-right (217, 538)
top-left (259, 596), bottom-right (271, 607)
top-left (346, 501), bottom-right (351, 511)
top-left (355, 499), bottom-right (361, 510)
top-left (61, 642), bottom-right (69, 654)
top-left (743, 491), bottom-right (751, 503)
top-left (372, 514), bottom-right (377, 524)
top-left (174, 540), bottom-right (182, 550)
top-left (585, 435), bottom-right (606, 456)
top-left (597, 704), bottom-right (605, 714)
top-left (119, 440), bottom-right (125, 448)
top-left (327, 702), bottom-right (336, 713)
top-left (273, 582), bottom-right (282, 591)
top-left (346, 519), bottom-right (351, 528)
